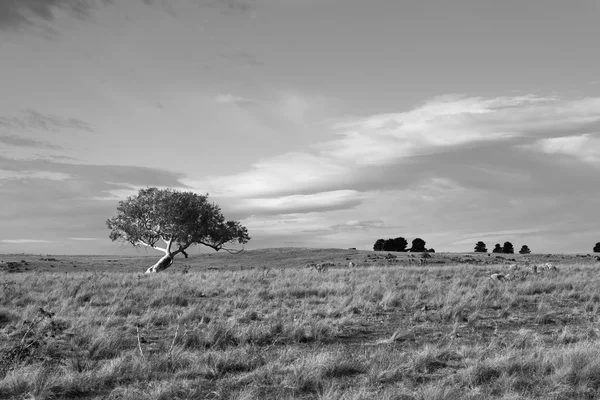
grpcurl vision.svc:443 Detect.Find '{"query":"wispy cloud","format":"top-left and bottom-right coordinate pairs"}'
top-left (330, 220), bottom-right (385, 232)
top-left (0, 170), bottom-right (71, 181)
top-left (0, 0), bottom-right (98, 30)
top-left (70, 237), bottom-right (99, 241)
top-left (0, 110), bottom-right (94, 133)
top-left (0, 135), bottom-right (61, 149)
top-left (191, 95), bottom-right (600, 203)
top-left (0, 239), bottom-right (52, 244)
top-left (234, 190), bottom-right (366, 215)
top-left (529, 134), bottom-right (600, 164)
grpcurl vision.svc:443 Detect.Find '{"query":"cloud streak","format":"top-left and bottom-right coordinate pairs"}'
top-left (0, 110), bottom-right (94, 133)
top-left (0, 239), bottom-right (52, 244)
top-left (0, 0), bottom-right (101, 30)
top-left (0, 135), bottom-right (61, 149)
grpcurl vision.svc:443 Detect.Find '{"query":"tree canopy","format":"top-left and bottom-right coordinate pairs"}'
top-left (373, 237), bottom-right (408, 252)
top-left (410, 238), bottom-right (427, 252)
top-left (492, 244), bottom-right (503, 253)
top-left (502, 241), bottom-right (515, 254)
top-left (474, 241), bottom-right (487, 253)
top-left (594, 242), bottom-right (600, 253)
top-left (107, 188), bottom-right (250, 272)
top-left (519, 245), bottom-right (531, 254)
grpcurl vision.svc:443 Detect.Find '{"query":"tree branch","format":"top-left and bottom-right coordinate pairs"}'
top-left (172, 242), bottom-right (192, 258)
top-left (136, 240), bottom-right (168, 254)
top-left (198, 241), bottom-right (245, 254)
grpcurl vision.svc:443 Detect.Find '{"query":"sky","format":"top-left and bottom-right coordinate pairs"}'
top-left (1, 0), bottom-right (600, 255)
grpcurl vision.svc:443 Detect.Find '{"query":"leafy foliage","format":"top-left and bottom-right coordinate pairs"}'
top-left (594, 242), bottom-right (600, 253)
top-left (409, 238), bottom-right (427, 252)
top-left (474, 241), bottom-right (487, 253)
top-left (373, 239), bottom-right (385, 251)
top-left (519, 245), bottom-right (531, 254)
top-left (502, 241), bottom-right (514, 254)
top-left (492, 244), bottom-right (503, 253)
top-left (374, 237), bottom-right (408, 252)
top-left (106, 188), bottom-right (249, 253)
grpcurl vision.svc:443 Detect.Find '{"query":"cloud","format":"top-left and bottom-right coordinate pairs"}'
top-left (0, 156), bottom-right (191, 251)
top-left (0, 239), bottom-right (52, 244)
top-left (529, 134), bottom-right (600, 163)
top-left (0, 0), bottom-right (104, 30)
top-left (70, 237), bottom-right (99, 241)
top-left (191, 95), bottom-right (600, 205)
top-left (233, 190), bottom-right (366, 215)
top-left (0, 135), bottom-right (61, 149)
top-left (0, 169), bottom-right (72, 181)
top-left (0, 110), bottom-right (94, 133)
top-left (330, 220), bottom-right (385, 232)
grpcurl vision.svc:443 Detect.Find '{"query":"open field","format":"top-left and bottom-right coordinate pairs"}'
top-left (2, 249), bottom-right (600, 399)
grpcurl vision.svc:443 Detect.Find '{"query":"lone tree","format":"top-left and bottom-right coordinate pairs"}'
top-left (410, 238), bottom-right (427, 252)
top-left (519, 245), bottom-right (531, 254)
top-left (503, 241), bottom-right (515, 254)
top-left (107, 187), bottom-right (250, 273)
top-left (474, 241), bottom-right (487, 253)
top-left (594, 242), bottom-right (600, 253)
top-left (492, 244), bottom-right (503, 253)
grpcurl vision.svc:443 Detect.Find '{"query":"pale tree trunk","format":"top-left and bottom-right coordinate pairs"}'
top-left (145, 253), bottom-right (174, 273)
top-left (143, 238), bottom-right (190, 273)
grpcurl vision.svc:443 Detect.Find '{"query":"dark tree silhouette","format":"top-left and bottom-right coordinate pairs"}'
top-left (594, 242), bottom-right (600, 253)
top-left (427, 248), bottom-right (435, 253)
top-left (381, 237), bottom-right (408, 252)
top-left (410, 238), bottom-right (427, 252)
top-left (382, 239), bottom-right (395, 252)
top-left (391, 237), bottom-right (408, 252)
top-left (373, 239), bottom-right (385, 251)
top-left (474, 241), bottom-right (487, 253)
top-left (519, 245), bottom-right (531, 254)
top-left (503, 241), bottom-right (515, 254)
top-left (107, 187), bottom-right (250, 273)
top-left (492, 244), bottom-right (503, 253)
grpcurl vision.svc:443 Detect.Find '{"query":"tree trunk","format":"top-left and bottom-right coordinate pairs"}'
top-left (145, 253), bottom-right (174, 273)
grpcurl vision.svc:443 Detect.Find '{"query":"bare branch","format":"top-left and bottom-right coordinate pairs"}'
top-left (198, 240), bottom-right (245, 254)
top-left (136, 240), bottom-right (168, 254)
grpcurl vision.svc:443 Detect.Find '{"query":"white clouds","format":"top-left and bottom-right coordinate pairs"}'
top-left (70, 237), bottom-right (99, 241)
top-left (237, 190), bottom-right (365, 215)
top-left (0, 239), bottom-right (52, 244)
top-left (530, 134), bottom-right (600, 163)
top-left (195, 95), bottom-right (600, 205)
top-left (0, 170), bottom-right (72, 181)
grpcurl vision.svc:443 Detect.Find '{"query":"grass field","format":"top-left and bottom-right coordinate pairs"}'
top-left (2, 249), bottom-right (600, 399)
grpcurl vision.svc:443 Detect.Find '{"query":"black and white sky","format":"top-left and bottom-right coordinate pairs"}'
top-left (1, 0), bottom-right (600, 254)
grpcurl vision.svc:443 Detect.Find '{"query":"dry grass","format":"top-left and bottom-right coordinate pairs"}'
top-left (2, 250), bottom-right (600, 399)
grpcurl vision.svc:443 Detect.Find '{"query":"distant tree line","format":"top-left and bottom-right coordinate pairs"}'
top-left (475, 241), bottom-right (600, 254)
top-left (373, 237), bottom-right (434, 253)
top-left (474, 241), bottom-right (530, 254)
